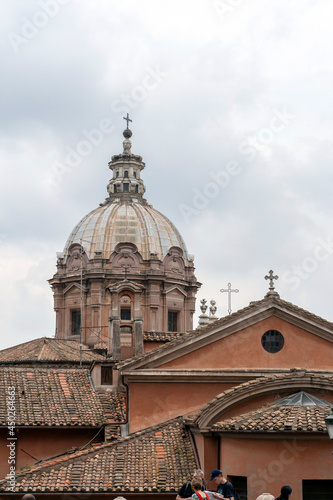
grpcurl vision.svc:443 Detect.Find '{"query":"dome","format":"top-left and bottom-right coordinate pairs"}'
top-left (63, 200), bottom-right (190, 262)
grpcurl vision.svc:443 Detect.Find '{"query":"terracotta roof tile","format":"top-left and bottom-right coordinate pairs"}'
top-left (0, 367), bottom-right (126, 427)
top-left (211, 393), bottom-right (331, 433)
top-left (190, 371), bottom-right (333, 425)
top-left (0, 419), bottom-right (197, 493)
top-left (0, 337), bottom-right (105, 364)
top-left (143, 331), bottom-right (186, 342)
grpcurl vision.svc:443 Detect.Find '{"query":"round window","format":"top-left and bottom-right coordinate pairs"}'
top-left (261, 330), bottom-right (284, 353)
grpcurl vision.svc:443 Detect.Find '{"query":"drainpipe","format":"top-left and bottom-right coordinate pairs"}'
top-left (217, 434), bottom-right (221, 470)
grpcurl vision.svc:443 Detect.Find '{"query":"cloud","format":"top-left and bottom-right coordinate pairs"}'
top-left (1, 0), bottom-right (333, 348)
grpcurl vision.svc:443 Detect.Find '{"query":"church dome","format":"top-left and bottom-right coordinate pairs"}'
top-left (63, 200), bottom-right (189, 262)
top-left (62, 121), bottom-right (190, 263)
top-left (51, 118), bottom-right (199, 349)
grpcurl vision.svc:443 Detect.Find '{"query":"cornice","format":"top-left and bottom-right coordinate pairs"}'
top-left (121, 368), bottom-right (292, 383)
top-left (118, 298), bottom-right (333, 371)
top-left (196, 372), bottom-right (333, 428)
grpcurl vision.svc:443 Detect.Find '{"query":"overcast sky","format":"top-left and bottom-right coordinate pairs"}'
top-left (1, 0), bottom-right (333, 350)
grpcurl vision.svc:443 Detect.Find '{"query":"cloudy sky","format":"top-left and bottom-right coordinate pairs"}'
top-left (1, 0), bottom-right (333, 350)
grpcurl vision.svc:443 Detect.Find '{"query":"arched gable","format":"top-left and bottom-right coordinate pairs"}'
top-left (196, 371), bottom-right (333, 428)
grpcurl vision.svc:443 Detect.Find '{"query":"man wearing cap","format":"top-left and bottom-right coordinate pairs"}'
top-left (210, 469), bottom-right (236, 500)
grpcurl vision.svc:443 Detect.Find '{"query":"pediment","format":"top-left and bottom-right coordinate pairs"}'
top-left (119, 296), bottom-right (333, 372)
top-left (163, 285), bottom-right (187, 297)
top-left (107, 280), bottom-right (146, 294)
top-left (63, 282), bottom-right (87, 295)
top-left (193, 372), bottom-right (333, 429)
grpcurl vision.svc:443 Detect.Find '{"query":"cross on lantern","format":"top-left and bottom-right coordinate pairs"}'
top-left (123, 113), bottom-right (132, 129)
top-left (220, 282), bottom-right (239, 315)
top-left (265, 270), bottom-right (278, 292)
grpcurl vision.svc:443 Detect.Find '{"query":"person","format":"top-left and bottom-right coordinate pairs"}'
top-left (256, 494), bottom-right (275, 500)
top-left (210, 469), bottom-right (236, 500)
top-left (21, 496), bottom-right (36, 500)
top-left (275, 485), bottom-right (292, 500)
top-left (177, 469), bottom-right (205, 500)
top-left (192, 477), bottom-right (208, 500)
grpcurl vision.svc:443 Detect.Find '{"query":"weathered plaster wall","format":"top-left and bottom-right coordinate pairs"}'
top-left (159, 317), bottom-right (333, 370)
top-left (218, 436), bottom-right (333, 500)
top-left (0, 428), bottom-right (102, 479)
top-left (129, 382), bottom-right (235, 432)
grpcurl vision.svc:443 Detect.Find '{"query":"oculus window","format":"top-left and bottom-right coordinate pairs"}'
top-left (261, 330), bottom-right (284, 353)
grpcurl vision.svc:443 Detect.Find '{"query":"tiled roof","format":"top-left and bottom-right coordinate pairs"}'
top-left (212, 392), bottom-right (331, 433)
top-left (0, 367), bottom-right (126, 427)
top-left (143, 331), bottom-right (186, 342)
top-left (0, 337), bottom-right (106, 364)
top-left (190, 371), bottom-right (333, 426)
top-left (0, 419), bottom-right (197, 493)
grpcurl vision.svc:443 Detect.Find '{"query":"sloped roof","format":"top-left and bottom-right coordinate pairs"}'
top-left (143, 331), bottom-right (186, 342)
top-left (188, 371), bottom-right (333, 428)
top-left (0, 419), bottom-right (197, 493)
top-left (0, 367), bottom-right (126, 427)
top-left (117, 295), bottom-right (333, 371)
top-left (0, 337), bottom-right (106, 364)
top-left (212, 391), bottom-right (331, 433)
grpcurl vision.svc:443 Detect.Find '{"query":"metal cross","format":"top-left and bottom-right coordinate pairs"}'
top-left (265, 270), bottom-right (278, 292)
top-left (220, 282), bottom-right (239, 315)
top-left (123, 113), bottom-right (132, 129)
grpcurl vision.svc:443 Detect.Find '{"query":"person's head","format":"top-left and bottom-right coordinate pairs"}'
top-left (280, 485), bottom-right (292, 499)
top-left (193, 469), bottom-right (204, 480)
top-left (21, 495), bottom-right (36, 500)
top-left (210, 469), bottom-right (223, 484)
top-left (192, 478), bottom-right (203, 492)
top-left (256, 494), bottom-right (275, 500)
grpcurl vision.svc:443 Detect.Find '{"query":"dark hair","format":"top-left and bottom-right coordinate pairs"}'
top-left (276, 485), bottom-right (292, 500)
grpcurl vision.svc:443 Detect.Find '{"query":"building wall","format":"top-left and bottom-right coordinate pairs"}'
top-left (0, 428), bottom-right (103, 479)
top-left (128, 382), bottom-right (235, 432)
top-left (217, 436), bottom-right (333, 500)
top-left (159, 317), bottom-right (333, 370)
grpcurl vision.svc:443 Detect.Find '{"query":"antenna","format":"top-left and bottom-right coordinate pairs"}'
top-left (79, 238), bottom-right (92, 367)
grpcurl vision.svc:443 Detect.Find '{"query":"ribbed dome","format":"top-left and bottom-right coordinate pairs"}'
top-left (63, 200), bottom-right (190, 262)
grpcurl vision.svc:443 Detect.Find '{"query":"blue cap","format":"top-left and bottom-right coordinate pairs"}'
top-left (210, 469), bottom-right (222, 481)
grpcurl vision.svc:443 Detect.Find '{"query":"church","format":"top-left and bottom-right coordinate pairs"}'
top-left (0, 119), bottom-right (332, 500)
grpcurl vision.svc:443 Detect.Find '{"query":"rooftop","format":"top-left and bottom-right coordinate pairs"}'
top-left (0, 337), bottom-right (105, 364)
top-left (212, 391), bottom-right (331, 433)
top-left (0, 366), bottom-right (126, 427)
top-left (0, 419), bottom-right (197, 493)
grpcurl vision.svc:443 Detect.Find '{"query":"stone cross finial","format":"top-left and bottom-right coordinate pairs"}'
top-left (265, 270), bottom-right (278, 293)
top-left (220, 282), bottom-right (239, 315)
top-left (123, 113), bottom-right (132, 129)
